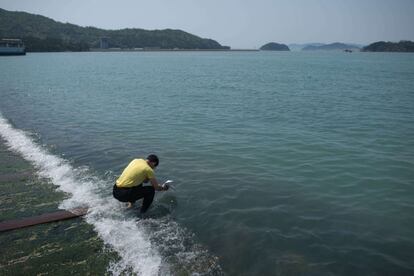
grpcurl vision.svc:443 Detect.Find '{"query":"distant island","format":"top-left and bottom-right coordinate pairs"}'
top-left (288, 43), bottom-right (324, 51)
top-left (362, 41), bottom-right (414, 52)
top-left (260, 42), bottom-right (290, 51)
top-left (0, 8), bottom-right (229, 52)
top-left (302, 42), bottom-right (360, 51)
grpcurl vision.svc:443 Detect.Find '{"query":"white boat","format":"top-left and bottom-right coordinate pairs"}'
top-left (0, 39), bottom-right (26, 55)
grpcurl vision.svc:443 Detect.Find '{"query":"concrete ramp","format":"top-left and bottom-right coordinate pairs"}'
top-left (0, 207), bottom-right (88, 232)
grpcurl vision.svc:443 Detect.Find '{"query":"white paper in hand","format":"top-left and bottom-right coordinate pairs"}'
top-left (163, 180), bottom-right (174, 190)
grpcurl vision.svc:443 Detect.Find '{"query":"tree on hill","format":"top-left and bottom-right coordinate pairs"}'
top-left (0, 8), bottom-right (229, 51)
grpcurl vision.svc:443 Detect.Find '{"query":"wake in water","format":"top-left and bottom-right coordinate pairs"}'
top-left (0, 114), bottom-right (223, 276)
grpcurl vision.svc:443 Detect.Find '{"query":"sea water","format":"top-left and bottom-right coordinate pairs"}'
top-left (0, 51), bottom-right (413, 275)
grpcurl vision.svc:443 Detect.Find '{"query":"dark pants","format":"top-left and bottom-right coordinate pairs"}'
top-left (113, 184), bottom-right (155, 213)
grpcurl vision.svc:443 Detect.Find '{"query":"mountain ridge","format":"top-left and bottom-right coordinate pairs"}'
top-left (0, 8), bottom-right (229, 51)
top-left (302, 42), bottom-right (360, 51)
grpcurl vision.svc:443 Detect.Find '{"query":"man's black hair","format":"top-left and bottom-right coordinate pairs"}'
top-left (147, 154), bottom-right (159, 167)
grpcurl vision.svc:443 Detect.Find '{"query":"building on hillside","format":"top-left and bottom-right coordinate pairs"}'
top-left (100, 37), bottom-right (109, 49)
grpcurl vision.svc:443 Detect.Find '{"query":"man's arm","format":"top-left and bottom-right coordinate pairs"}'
top-left (150, 177), bottom-right (167, 191)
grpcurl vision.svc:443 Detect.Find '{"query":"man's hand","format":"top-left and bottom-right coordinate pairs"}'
top-left (150, 177), bottom-right (164, 191)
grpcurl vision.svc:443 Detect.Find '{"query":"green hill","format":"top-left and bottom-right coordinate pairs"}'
top-left (362, 41), bottom-right (414, 52)
top-left (260, 42), bottom-right (290, 51)
top-left (0, 8), bottom-right (229, 52)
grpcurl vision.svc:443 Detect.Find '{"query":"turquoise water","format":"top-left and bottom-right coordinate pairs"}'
top-left (1, 51), bottom-right (414, 275)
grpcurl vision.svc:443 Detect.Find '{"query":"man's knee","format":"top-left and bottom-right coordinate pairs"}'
top-left (145, 186), bottom-right (155, 196)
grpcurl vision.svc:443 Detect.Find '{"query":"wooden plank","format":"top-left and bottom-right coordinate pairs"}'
top-left (0, 207), bottom-right (88, 232)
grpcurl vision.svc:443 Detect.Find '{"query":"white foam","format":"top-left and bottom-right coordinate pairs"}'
top-left (0, 113), bottom-right (223, 275)
top-left (0, 114), bottom-right (163, 275)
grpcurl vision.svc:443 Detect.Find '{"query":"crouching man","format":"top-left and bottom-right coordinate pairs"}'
top-left (113, 154), bottom-right (168, 213)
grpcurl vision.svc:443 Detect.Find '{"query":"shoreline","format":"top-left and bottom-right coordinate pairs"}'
top-left (20, 48), bottom-right (260, 54)
top-left (0, 139), bottom-right (112, 274)
top-left (83, 48), bottom-right (259, 52)
top-left (17, 49), bottom-right (414, 54)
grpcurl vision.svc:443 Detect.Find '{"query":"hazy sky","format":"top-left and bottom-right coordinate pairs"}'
top-left (1, 0), bottom-right (414, 48)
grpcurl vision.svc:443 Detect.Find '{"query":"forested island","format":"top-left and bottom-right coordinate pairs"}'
top-left (302, 42), bottom-right (360, 51)
top-left (260, 42), bottom-right (290, 51)
top-left (362, 41), bottom-right (414, 52)
top-left (0, 8), bottom-right (229, 52)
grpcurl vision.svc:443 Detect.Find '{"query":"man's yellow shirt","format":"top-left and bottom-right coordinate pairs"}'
top-left (116, 159), bottom-right (155, 188)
